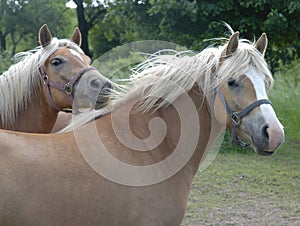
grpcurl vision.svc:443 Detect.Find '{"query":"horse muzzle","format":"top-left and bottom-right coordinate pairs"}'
top-left (241, 114), bottom-right (285, 155)
top-left (73, 70), bottom-right (113, 109)
top-left (95, 81), bottom-right (114, 109)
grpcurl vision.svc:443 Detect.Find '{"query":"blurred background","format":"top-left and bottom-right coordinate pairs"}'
top-left (0, 0), bottom-right (299, 72)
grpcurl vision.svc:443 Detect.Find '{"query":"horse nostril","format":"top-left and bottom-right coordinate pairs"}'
top-left (105, 81), bottom-right (113, 90)
top-left (101, 81), bottom-right (113, 94)
top-left (88, 79), bottom-right (102, 90)
top-left (262, 124), bottom-right (269, 140)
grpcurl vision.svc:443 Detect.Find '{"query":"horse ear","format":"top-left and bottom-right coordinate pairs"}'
top-left (71, 27), bottom-right (82, 47)
top-left (39, 24), bottom-right (52, 48)
top-left (224, 31), bottom-right (239, 56)
top-left (254, 33), bottom-right (268, 55)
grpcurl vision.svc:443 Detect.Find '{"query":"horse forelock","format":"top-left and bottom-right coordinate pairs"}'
top-left (218, 40), bottom-right (273, 87)
top-left (61, 36), bottom-right (273, 132)
top-left (0, 37), bottom-right (82, 128)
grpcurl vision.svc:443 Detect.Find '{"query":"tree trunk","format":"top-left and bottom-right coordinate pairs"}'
top-left (10, 31), bottom-right (23, 58)
top-left (0, 32), bottom-right (6, 52)
top-left (74, 0), bottom-right (91, 57)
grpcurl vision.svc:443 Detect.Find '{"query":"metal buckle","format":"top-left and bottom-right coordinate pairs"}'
top-left (64, 83), bottom-right (73, 95)
top-left (43, 75), bottom-right (49, 85)
top-left (231, 112), bottom-right (240, 125)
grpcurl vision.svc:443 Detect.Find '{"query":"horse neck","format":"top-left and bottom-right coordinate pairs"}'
top-left (159, 87), bottom-right (224, 177)
top-left (11, 86), bottom-right (59, 133)
top-left (95, 86), bottom-right (223, 184)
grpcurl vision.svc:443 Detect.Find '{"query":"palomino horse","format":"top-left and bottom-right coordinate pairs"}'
top-left (0, 24), bottom-right (112, 133)
top-left (0, 29), bottom-right (284, 225)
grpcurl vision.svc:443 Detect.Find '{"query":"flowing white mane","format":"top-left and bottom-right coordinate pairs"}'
top-left (0, 38), bottom-right (83, 128)
top-left (63, 34), bottom-right (273, 132)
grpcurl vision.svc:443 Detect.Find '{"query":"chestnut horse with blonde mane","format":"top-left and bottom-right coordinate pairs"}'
top-left (0, 24), bottom-right (112, 133)
top-left (0, 28), bottom-right (284, 225)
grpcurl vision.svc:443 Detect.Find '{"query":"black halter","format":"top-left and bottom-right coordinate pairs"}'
top-left (216, 88), bottom-right (272, 147)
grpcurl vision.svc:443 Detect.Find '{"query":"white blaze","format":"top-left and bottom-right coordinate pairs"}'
top-left (69, 49), bottom-right (83, 62)
top-left (245, 67), bottom-right (284, 151)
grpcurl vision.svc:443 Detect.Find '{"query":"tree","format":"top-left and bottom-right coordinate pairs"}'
top-left (1, 0), bottom-right (299, 72)
top-left (0, 0), bottom-right (76, 58)
top-left (145, 0), bottom-right (300, 70)
top-left (70, 0), bottom-right (107, 57)
top-left (89, 0), bottom-right (161, 59)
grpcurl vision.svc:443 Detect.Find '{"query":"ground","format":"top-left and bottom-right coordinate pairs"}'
top-left (182, 140), bottom-right (300, 226)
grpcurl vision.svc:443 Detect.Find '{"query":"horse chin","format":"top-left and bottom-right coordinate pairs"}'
top-left (251, 137), bottom-right (274, 156)
top-left (235, 131), bottom-right (273, 156)
top-left (252, 145), bottom-right (274, 156)
top-left (93, 95), bottom-right (109, 109)
top-left (95, 100), bottom-right (109, 109)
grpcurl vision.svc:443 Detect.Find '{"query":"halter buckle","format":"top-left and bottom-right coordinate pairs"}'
top-left (231, 112), bottom-right (241, 125)
top-left (43, 74), bottom-right (49, 85)
top-left (64, 83), bottom-right (73, 95)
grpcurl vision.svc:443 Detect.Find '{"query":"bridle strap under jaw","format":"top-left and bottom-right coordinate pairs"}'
top-left (39, 66), bottom-right (95, 113)
top-left (216, 88), bottom-right (273, 147)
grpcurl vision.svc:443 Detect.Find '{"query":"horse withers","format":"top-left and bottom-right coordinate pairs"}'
top-left (0, 24), bottom-right (112, 133)
top-left (0, 26), bottom-right (284, 225)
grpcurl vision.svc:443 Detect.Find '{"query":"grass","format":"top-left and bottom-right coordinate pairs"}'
top-left (183, 147), bottom-right (300, 225)
top-left (269, 61), bottom-right (300, 141)
top-left (183, 61), bottom-right (300, 225)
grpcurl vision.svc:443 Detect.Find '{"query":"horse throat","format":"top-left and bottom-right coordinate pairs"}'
top-left (12, 88), bottom-right (59, 133)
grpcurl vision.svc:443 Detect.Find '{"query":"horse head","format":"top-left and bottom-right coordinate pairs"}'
top-left (215, 31), bottom-right (284, 155)
top-left (38, 24), bottom-right (113, 112)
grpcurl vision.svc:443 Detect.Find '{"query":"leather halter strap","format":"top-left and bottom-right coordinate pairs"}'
top-left (216, 88), bottom-right (272, 147)
top-left (39, 66), bottom-right (95, 113)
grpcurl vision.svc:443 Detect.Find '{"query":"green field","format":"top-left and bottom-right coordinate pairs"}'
top-left (183, 62), bottom-right (300, 225)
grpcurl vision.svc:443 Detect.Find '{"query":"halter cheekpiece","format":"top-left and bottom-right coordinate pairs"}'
top-left (39, 66), bottom-right (95, 113)
top-left (216, 88), bottom-right (272, 147)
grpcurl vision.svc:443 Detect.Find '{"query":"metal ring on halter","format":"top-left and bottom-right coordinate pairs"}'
top-left (64, 83), bottom-right (73, 95)
top-left (43, 75), bottom-right (49, 84)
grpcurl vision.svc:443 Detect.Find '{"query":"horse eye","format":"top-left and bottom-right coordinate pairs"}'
top-left (50, 58), bottom-right (63, 66)
top-left (228, 78), bottom-right (238, 87)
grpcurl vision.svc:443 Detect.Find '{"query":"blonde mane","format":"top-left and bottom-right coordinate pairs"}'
top-left (0, 38), bottom-right (83, 128)
top-left (63, 35), bottom-right (273, 132)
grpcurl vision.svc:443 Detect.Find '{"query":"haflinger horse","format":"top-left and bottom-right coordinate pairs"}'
top-left (0, 24), bottom-right (112, 133)
top-left (0, 28), bottom-right (284, 225)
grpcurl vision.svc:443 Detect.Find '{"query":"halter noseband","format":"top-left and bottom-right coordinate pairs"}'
top-left (39, 66), bottom-right (95, 113)
top-left (216, 88), bottom-right (272, 147)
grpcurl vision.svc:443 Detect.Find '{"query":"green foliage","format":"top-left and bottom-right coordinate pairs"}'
top-left (219, 130), bottom-right (250, 154)
top-left (0, 0), bottom-right (77, 56)
top-left (269, 60), bottom-right (300, 141)
top-left (0, 51), bottom-right (12, 74)
top-left (1, 0), bottom-right (299, 72)
top-left (91, 0), bottom-right (300, 72)
top-left (90, 0), bottom-right (158, 58)
top-left (92, 40), bottom-right (187, 82)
